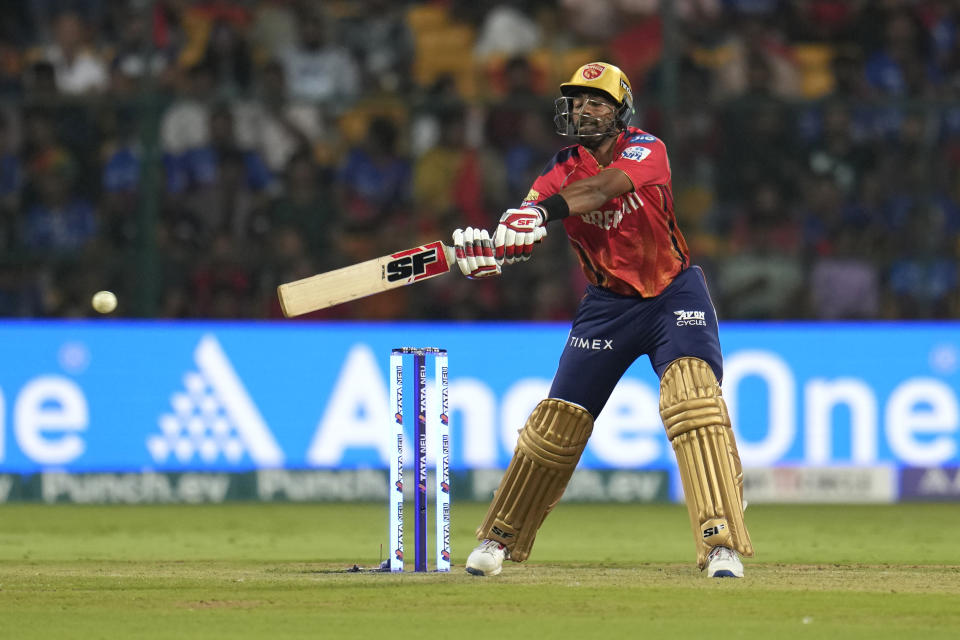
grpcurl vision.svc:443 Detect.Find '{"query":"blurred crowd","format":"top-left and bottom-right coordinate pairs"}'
top-left (1, 0), bottom-right (960, 321)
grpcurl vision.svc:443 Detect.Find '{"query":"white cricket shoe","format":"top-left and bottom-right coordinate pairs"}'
top-left (706, 546), bottom-right (743, 578)
top-left (465, 539), bottom-right (507, 576)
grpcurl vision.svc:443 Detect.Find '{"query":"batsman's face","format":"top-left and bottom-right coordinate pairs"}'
top-left (572, 94), bottom-right (616, 133)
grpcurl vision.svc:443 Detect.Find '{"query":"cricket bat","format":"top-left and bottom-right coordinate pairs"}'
top-left (277, 240), bottom-right (458, 317)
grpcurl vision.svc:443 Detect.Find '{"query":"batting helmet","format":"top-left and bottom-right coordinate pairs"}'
top-left (555, 62), bottom-right (635, 138)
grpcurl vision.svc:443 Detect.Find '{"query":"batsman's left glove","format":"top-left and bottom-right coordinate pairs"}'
top-left (452, 227), bottom-right (501, 279)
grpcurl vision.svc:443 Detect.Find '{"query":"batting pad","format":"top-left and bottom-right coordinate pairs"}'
top-left (476, 398), bottom-right (593, 562)
top-left (659, 357), bottom-right (754, 569)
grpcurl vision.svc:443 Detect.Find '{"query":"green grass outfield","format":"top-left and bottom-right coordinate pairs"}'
top-left (1, 502), bottom-right (958, 639)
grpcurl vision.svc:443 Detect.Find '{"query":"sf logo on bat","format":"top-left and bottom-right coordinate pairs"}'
top-left (384, 242), bottom-right (446, 283)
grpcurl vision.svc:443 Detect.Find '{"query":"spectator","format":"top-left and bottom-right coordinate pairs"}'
top-left (413, 105), bottom-right (505, 240)
top-left (263, 151), bottom-right (337, 259)
top-left (786, 0), bottom-right (862, 42)
top-left (20, 53), bottom-right (99, 192)
top-left (41, 11), bottom-right (108, 95)
top-left (499, 109), bottom-right (555, 203)
top-left (886, 204), bottom-right (959, 319)
top-left (277, 9), bottom-right (360, 106)
top-left (176, 105), bottom-right (272, 239)
top-left (485, 55), bottom-right (546, 151)
top-left (189, 232), bottom-right (253, 318)
top-left (250, 0), bottom-right (298, 61)
top-left (0, 110), bottom-right (21, 249)
top-left (174, 0), bottom-right (251, 71)
top-left (474, 2), bottom-right (542, 59)
top-left (558, 0), bottom-right (621, 44)
top-left (0, 263), bottom-right (42, 316)
top-left (829, 45), bottom-right (871, 99)
top-left (20, 150), bottom-right (97, 251)
top-left (797, 174), bottom-right (851, 257)
top-left (167, 101), bottom-right (271, 194)
top-left (716, 53), bottom-right (801, 200)
top-left (21, 107), bottom-right (66, 194)
top-left (809, 222), bottom-right (880, 320)
top-left (409, 74), bottom-right (464, 156)
top-left (23, 59), bottom-right (58, 99)
top-left (199, 18), bottom-right (253, 97)
top-left (238, 59), bottom-right (326, 175)
top-left (0, 36), bottom-right (24, 95)
top-left (704, 15), bottom-right (802, 100)
top-left (161, 62), bottom-right (216, 183)
top-left (864, 8), bottom-right (938, 97)
top-left (99, 107), bottom-right (140, 247)
top-left (341, 0), bottom-right (415, 93)
top-left (108, 6), bottom-right (171, 95)
top-left (803, 101), bottom-right (874, 196)
top-left (717, 182), bottom-right (805, 319)
top-left (337, 116), bottom-right (411, 234)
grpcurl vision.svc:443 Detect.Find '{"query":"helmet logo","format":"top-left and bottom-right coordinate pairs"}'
top-left (582, 64), bottom-right (605, 80)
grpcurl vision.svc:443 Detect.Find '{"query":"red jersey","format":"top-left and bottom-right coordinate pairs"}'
top-left (521, 126), bottom-right (689, 297)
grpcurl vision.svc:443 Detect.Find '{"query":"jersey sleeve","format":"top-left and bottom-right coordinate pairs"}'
top-left (519, 176), bottom-right (555, 207)
top-left (519, 148), bottom-right (574, 207)
top-left (608, 134), bottom-right (671, 189)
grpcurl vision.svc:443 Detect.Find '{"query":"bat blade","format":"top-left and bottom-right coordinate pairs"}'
top-left (277, 240), bottom-right (457, 317)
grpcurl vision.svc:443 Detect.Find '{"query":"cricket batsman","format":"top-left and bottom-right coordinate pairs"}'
top-left (451, 62), bottom-right (754, 578)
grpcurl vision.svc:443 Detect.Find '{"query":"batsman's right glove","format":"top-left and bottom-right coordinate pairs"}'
top-left (493, 207), bottom-right (547, 265)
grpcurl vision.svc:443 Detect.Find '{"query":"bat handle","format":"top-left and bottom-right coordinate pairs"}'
top-left (442, 243), bottom-right (458, 270)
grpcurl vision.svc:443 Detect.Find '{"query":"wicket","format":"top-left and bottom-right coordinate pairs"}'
top-left (388, 347), bottom-right (450, 572)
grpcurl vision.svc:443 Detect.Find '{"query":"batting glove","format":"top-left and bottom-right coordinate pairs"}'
top-left (493, 207), bottom-right (547, 265)
top-left (452, 227), bottom-right (501, 279)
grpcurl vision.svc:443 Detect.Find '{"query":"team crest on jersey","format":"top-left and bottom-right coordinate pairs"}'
top-left (582, 63), bottom-right (605, 80)
top-left (621, 146), bottom-right (652, 163)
